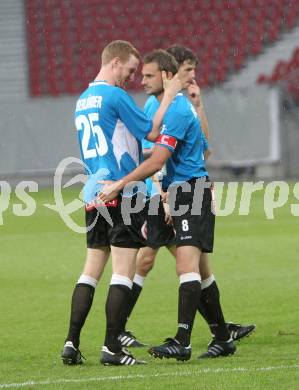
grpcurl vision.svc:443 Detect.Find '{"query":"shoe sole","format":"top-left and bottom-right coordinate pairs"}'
top-left (100, 355), bottom-right (146, 366)
top-left (199, 349), bottom-right (236, 359)
top-left (61, 357), bottom-right (82, 365)
top-left (101, 360), bottom-right (146, 366)
top-left (101, 361), bottom-right (118, 366)
top-left (148, 349), bottom-right (191, 362)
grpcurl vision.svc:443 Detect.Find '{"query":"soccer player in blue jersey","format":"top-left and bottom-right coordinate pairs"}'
top-left (61, 40), bottom-right (183, 366)
top-left (119, 46), bottom-right (255, 354)
top-left (99, 48), bottom-right (237, 361)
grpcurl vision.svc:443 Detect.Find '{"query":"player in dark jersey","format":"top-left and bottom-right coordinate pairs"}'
top-left (61, 40), bottom-right (183, 366)
top-left (119, 46), bottom-right (255, 355)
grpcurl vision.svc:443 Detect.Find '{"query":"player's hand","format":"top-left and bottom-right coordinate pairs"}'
top-left (162, 191), bottom-right (172, 225)
top-left (98, 180), bottom-right (122, 202)
top-left (164, 191), bottom-right (170, 204)
top-left (162, 71), bottom-right (182, 98)
top-left (187, 80), bottom-right (202, 108)
top-left (160, 190), bottom-right (167, 203)
top-left (163, 201), bottom-right (173, 225)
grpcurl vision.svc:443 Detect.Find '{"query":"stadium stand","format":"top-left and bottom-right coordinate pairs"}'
top-left (0, 1), bottom-right (27, 99)
top-left (257, 46), bottom-right (299, 102)
top-left (25, 0), bottom-right (299, 96)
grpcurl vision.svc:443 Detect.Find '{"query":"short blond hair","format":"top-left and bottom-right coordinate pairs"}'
top-left (101, 40), bottom-right (140, 65)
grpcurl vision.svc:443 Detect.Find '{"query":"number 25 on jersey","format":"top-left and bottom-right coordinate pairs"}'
top-left (76, 113), bottom-right (108, 159)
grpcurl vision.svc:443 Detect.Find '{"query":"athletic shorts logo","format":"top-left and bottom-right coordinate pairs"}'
top-left (85, 198), bottom-right (118, 211)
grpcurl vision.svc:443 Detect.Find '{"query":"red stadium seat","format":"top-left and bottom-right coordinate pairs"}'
top-left (25, 0), bottom-right (299, 95)
top-left (257, 47), bottom-right (299, 103)
top-left (251, 38), bottom-right (264, 56)
top-left (257, 74), bottom-right (268, 84)
top-left (271, 61), bottom-right (289, 81)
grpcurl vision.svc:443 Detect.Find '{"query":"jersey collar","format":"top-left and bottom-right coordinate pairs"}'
top-left (89, 80), bottom-right (109, 87)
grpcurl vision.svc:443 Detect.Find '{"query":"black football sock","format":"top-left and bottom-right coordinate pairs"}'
top-left (175, 274), bottom-right (201, 347)
top-left (121, 274), bottom-right (145, 332)
top-left (66, 275), bottom-right (97, 348)
top-left (198, 276), bottom-right (230, 341)
top-left (104, 274), bottom-right (132, 353)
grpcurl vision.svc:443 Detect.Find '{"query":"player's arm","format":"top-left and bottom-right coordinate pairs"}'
top-left (118, 73), bottom-right (182, 143)
top-left (98, 145), bottom-right (171, 202)
top-left (187, 80), bottom-right (210, 140)
top-left (143, 145), bottom-right (170, 223)
top-left (146, 73), bottom-right (182, 141)
top-left (202, 131), bottom-right (211, 160)
top-left (144, 150), bottom-right (171, 223)
top-left (204, 149), bottom-right (211, 160)
top-left (99, 108), bottom-right (183, 202)
top-left (143, 148), bottom-right (153, 160)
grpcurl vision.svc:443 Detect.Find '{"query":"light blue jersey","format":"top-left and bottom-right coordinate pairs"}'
top-left (75, 81), bottom-right (152, 203)
top-left (142, 96), bottom-right (161, 197)
top-left (143, 94), bottom-right (209, 190)
top-left (142, 95), bottom-right (159, 151)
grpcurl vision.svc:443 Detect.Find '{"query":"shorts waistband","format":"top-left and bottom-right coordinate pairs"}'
top-left (187, 176), bottom-right (210, 184)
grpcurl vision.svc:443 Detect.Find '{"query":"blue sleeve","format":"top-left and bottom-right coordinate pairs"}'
top-left (143, 96), bottom-right (160, 147)
top-left (116, 89), bottom-right (152, 141)
top-left (142, 138), bottom-right (154, 149)
top-left (161, 106), bottom-right (188, 141)
top-left (154, 107), bottom-right (188, 153)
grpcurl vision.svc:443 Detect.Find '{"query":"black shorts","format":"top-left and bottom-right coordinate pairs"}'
top-left (86, 207), bottom-right (112, 248)
top-left (170, 177), bottom-right (215, 252)
top-left (86, 194), bottom-right (148, 249)
top-left (146, 196), bottom-right (175, 249)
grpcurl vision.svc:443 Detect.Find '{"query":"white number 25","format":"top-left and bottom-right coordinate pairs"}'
top-left (75, 113), bottom-right (108, 159)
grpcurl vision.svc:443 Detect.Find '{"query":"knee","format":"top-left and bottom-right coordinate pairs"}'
top-left (83, 248), bottom-right (110, 280)
top-left (137, 255), bottom-right (155, 276)
top-left (176, 261), bottom-right (198, 277)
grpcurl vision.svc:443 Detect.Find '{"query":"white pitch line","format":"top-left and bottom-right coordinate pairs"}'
top-left (0, 365), bottom-right (298, 389)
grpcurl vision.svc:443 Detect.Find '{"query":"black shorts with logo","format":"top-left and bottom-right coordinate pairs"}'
top-left (146, 196), bottom-right (175, 249)
top-left (169, 177), bottom-right (215, 253)
top-left (86, 194), bottom-right (148, 249)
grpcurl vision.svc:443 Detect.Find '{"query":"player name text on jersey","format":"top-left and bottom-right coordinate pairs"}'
top-left (76, 95), bottom-right (103, 111)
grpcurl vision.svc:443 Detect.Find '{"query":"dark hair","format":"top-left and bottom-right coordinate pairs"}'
top-left (143, 49), bottom-right (178, 75)
top-left (166, 45), bottom-right (198, 66)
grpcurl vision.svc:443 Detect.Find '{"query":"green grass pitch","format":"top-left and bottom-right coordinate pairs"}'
top-left (0, 185), bottom-right (298, 389)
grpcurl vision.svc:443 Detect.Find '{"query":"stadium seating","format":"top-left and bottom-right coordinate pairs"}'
top-left (25, 0), bottom-right (299, 96)
top-left (257, 46), bottom-right (299, 102)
